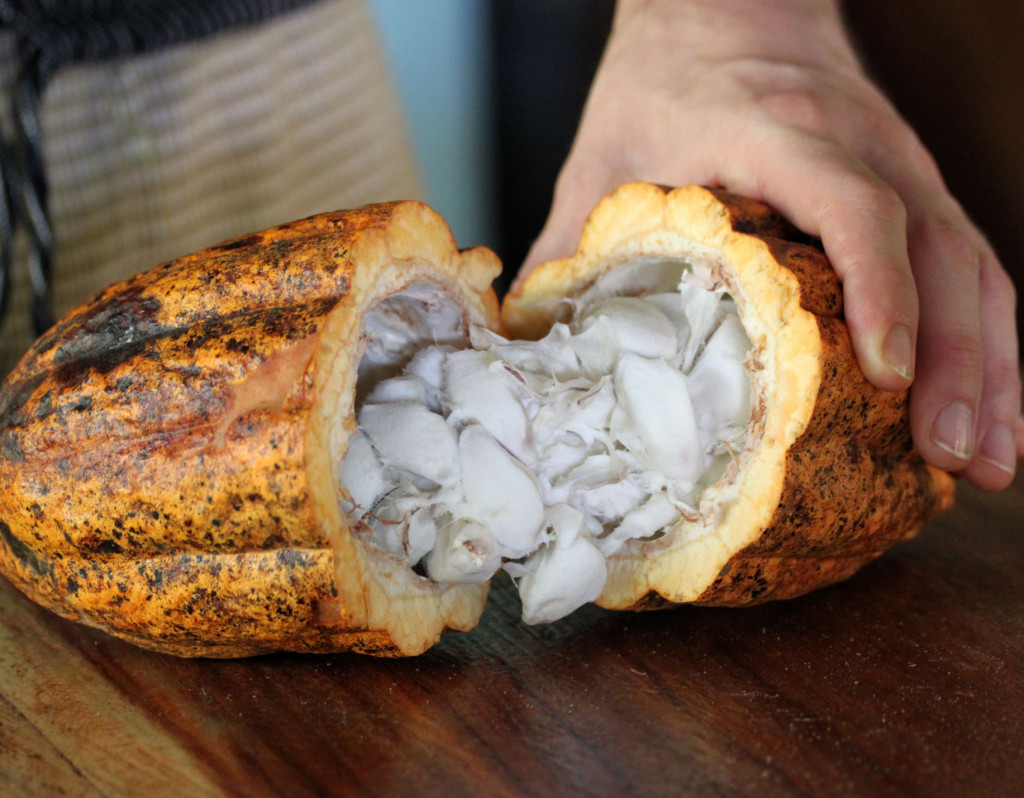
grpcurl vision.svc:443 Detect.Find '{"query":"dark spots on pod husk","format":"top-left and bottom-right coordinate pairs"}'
top-left (622, 590), bottom-right (673, 611)
top-left (180, 585), bottom-right (207, 618)
top-left (34, 391), bottom-right (52, 419)
top-left (259, 306), bottom-right (293, 340)
top-left (181, 295), bottom-right (334, 353)
top-left (273, 598), bottom-right (295, 618)
top-left (0, 431), bottom-right (25, 463)
top-left (275, 549), bottom-right (309, 570)
top-left (184, 315), bottom-right (239, 351)
top-left (49, 341), bottom-right (132, 390)
top-left (32, 391), bottom-right (100, 426)
top-left (748, 566), bottom-right (769, 599)
top-left (260, 296), bottom-right (339, 341)
top-left (211, 233), bottom-right (264, 252)
top-left (779, 485), bottom-right (813, 529)
top-left (0, 519), bottom-right (53, 580)
top-left (66, 575), bottom-right (80, 595)
top-left (0, 371), bottom-right (47, 432)
top-left (262, 238), bottom-right (303, 266)
top-left (52, 287), bottom-right (170, 376)
top-left (731, 217), bottom-right (777, 237)
top-left (94, 539), bottom-right (124, 556)
top-left (260, 533), bottom-right (287, 550)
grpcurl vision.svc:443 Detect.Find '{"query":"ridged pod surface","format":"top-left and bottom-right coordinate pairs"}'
top-left (0, 185), bottom-right (954, 657)
top-left (0, 202), bottom-right (500, 657)
top-left (502, 183), bottom-right (955, 611)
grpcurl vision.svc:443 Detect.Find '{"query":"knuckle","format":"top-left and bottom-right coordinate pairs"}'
top-left (982, 257), bottom-right (1017, 308)
top-left (827, 174), bottom-right (907, 229)
top-left (902, 139), bottom-right (944, 188)
top-left (922, 216), bottom-right (979, 270)
top-left (857, 179), bottom-right (905, 220)
top-left (866, 113), bottom-right (944, 187)
top-left (819, 177), bottom-right (907, 239)
top-left (989, 358), bottom-right (1023, 399)
top-left (856, 103), bottom-right (902, 143)
top-left (934, 329), bottom-right (985, 379)
top-left (756, 87), bottom-right (830, 133)
top-left (851, 259), bottom-right (918, 319)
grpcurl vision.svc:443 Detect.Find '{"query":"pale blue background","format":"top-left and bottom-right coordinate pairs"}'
top-left (367, 0), bottom-right (497, 251)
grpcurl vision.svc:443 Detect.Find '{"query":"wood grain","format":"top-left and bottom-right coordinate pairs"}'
top-left (0, 466), bottom-right (1021, 796)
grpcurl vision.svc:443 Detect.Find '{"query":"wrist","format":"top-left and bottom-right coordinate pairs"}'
top-left (611, 0), bottom-right (859, 72)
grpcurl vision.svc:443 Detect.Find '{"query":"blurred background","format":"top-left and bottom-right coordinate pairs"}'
top-left (1, 0), bottom-right (1020, 366)
top-left (370, 0), bottom-right (1024, 342)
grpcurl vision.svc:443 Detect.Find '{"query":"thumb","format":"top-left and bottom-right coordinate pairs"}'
top-left (512, 168), bottom-right (613, 293)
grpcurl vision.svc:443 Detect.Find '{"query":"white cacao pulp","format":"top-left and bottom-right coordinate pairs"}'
top-left (340, 260), bottom-right (753, 624)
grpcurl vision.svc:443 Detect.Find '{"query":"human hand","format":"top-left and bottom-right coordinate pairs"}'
top-left (517, 0), bottom-right (1023, 490)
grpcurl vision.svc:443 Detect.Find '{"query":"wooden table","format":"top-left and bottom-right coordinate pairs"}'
top-left (2, 470), bottom-right (1022, 797)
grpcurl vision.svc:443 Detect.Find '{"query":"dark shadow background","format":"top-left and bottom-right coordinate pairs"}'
top-left (490, 1), bottom-right (1024, 347)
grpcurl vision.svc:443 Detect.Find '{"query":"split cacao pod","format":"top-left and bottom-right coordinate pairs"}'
top-left (0, 184), bottom-right (954, 656)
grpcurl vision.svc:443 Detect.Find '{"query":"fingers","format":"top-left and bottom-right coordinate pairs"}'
top-left (814, 182), bottom-right (919, 392)
top-left (514, 159), bottom-right (615, 293)
top-left (718, 130), bottom-right (920, 393)
top-left (945, 244), bottom-right (1020, 488)
top-left (888, 180), bottom-right (1020, 489)
top-left (859, 123), bottom-right (1020, 486)
top-left (516, 74), bottom-right (1021, 489)
top-left (905, 210), bottom-right (986, 475)
top-left (722, 125), bottom-right (1020, 488)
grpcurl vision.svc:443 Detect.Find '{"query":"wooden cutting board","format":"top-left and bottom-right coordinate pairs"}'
top-left (1, 471), bottom-right (1022, 797)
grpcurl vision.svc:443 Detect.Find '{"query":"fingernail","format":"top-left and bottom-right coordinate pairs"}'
top-left (882, 326), bottom-right (914, 381)
top-left (978, 423), bottom-right (1016, 476)
top-left (931, 402), bottom-right (974, 460)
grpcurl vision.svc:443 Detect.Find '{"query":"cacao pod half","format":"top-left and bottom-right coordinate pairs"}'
top-left (503, 183), bottom-right (954, 611)
top-left (0, 184), bottom-right (954, 657)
